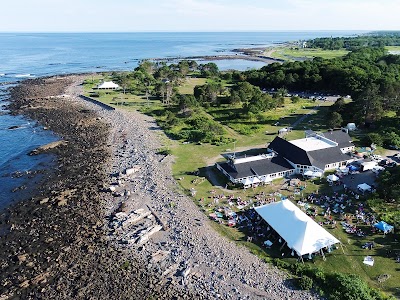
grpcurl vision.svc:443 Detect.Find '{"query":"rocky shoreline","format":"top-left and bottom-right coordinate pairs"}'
top-left (0, 75), bottom-right (318, 299)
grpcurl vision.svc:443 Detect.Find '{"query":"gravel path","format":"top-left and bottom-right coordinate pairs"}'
top-left (67, 79), bottom-right (320, 300)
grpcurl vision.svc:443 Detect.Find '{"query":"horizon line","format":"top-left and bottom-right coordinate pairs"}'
top-left (0, 29), bottom-right (387, 34)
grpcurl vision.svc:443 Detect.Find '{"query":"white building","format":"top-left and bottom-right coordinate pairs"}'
top-left (217, 129), bottom-right (354, 187)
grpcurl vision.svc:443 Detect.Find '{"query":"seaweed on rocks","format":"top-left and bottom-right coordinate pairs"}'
top-left (0, 76), bottom-right (196, 300)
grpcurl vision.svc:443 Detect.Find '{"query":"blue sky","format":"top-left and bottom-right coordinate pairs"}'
top-left (1, 0), bottom-right (399, 32)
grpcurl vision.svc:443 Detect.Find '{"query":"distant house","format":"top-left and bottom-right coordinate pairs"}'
top-left (96, 81), bottom-right (120, 90)
top-left (216, 129), bottom-right (354, 187)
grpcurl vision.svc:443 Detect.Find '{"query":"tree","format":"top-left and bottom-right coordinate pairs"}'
top-left (291, 95), bottom-right (301, 103)
top-left (178, 60), bottom-right (190, 76)
top-left (354, 84), bottom-right (383, 124)
top-left (199, 62), bottom-right (219, 77)
top-left (327, 112), bottom-right (343, 128)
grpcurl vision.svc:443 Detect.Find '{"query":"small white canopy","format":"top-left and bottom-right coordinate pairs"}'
top-left (263, 176), bottom-right (272, 183)
top-left (304, 170), bottom-right (313, 176)
top-left (97, 81), bottom-right (120, 89)
top-left (357, 183), bottom-right (371, 192)
top-left (242, 178), bottom-right (252, 185)
top-left (312, 171), bottom-right (323, 178)
top-left (255, 200), bottom-right (340, 256)
top-left (327, 174), bottom-right (339, 182)
top-left (251, 177), bottom-right (261, 184)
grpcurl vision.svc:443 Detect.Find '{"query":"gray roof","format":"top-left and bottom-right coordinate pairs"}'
top-left (268, 136), bottom-right (352, 170)
top-left (307, 148), bottom-right (353, 170)
top-left (322, 130), bottom-right (354, 148)
top-left (218, 155), bottom-right (295, 180)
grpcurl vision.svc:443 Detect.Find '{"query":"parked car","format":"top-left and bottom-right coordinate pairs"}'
top-left (372, 166), bottom-right (385, 174)
top-left (370, 154), bottom-right (382, 162)
top-left (379, 159), bottom-right (389, 166)
top-left (388, 145), bottom-right (400, 150)
top-left (387, 162), bottom-right (397, 168)
top-left (394, 153), bottom-right (400, 159)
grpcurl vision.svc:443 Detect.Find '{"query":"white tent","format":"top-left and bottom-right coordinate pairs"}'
top-left (357, 183), bottom-right (372, 193)
top-left (304, 170), bottom-right (313, 177)
top-left (312, 171), bottom-right (323, 178)
top-left (251, 177), bottom-right (261, 184)
top-left (338, 167), bottom-right (349, 175)
top-left (263, 176), bottom-right (272, 183)
top-left (97, 81), bottom-right (120, 89)
top-left (242, 178), bottom-right (252, 186)
top-left (255, 200), bottom-right (340, 256)
top-left (327, 174), bottom-right (339, 182)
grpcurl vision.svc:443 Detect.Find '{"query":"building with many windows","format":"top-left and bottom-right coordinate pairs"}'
top-left (216, 129), bottom-right (354, 188)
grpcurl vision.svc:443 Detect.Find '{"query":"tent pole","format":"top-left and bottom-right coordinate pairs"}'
top-left (279, 241), bottom-right (287, 251)
top-left (320, 249), bottom-right (326, 261)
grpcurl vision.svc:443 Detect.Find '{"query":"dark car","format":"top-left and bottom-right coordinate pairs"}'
top-left (387, 162), bottom-right (397, 168)
top-left (388, 145), bottom-right (400, 150)
top-left (379, 159), bottom-right (389, 166)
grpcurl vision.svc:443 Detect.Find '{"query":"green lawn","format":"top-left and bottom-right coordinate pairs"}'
top-left (178, 77), bottom-right (207, 94)
top-left (270, 47), bottom-right (349, 61)
top-left (385, 46), bottom-right (400, 54)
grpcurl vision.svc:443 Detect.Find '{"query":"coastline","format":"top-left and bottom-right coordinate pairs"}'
top-left (0, 76), bottom-right (192, 299)
top-left (0, 75), bottom-right (318, 299)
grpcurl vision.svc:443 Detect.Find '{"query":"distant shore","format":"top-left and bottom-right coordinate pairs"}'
top-left (150, 53), bottom-right (284, 64)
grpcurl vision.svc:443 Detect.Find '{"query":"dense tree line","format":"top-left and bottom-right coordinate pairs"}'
top-left (244, 47), bottom-right (400, 124)
top-left (307, 32), bottom-right (400, 50)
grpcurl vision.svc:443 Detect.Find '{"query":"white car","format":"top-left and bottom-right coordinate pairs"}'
top-left (370, 154), bottom-right (382, 162)
top-left (372, 166), bottom-right (385, 174)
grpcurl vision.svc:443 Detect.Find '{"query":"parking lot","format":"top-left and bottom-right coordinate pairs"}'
top-left (340, 170), bottom-right (376, 193)
top-left (336, 150), bottom-right (400, 194)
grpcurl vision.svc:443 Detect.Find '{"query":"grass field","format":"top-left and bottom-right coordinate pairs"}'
top-left (85, 74), bottom-right (399, 298)
top-left (385, 46), bottom-right (400, 54)
top-left (270, 47), bottom-right (349, 61)
top-left (178, 77), bottom-right (207, 94)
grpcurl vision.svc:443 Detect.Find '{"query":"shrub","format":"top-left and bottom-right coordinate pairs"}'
top-left (274, 258), bottom-right (290, 269)
top-left (325, 273), bottom-right (378, 300)
top-left (290, 262), bottom-right (307, 276)
top-left (298, 275), bottom-right (313, 290)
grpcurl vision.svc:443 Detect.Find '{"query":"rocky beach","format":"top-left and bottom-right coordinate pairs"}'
top-left (0, 75), bottom-right (318, 299)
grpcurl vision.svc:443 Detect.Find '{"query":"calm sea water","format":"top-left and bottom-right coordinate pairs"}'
top-left (0, 31), bottom-right (364, 208)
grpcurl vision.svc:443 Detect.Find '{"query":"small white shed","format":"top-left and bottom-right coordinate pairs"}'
top-left (346, 123), bottom-right (356, 131)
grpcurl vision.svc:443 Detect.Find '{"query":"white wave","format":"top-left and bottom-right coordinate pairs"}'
top-left (15, 74), bottom-right (34, 78)
top-left (0, 73), bottom-right (5, 76)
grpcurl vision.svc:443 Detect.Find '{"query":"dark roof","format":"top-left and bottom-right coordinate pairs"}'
top-left (322, 130), bottom-right (354, 148)
top-left (218, 155), bottom-right (294, 180)
top-left (268, 136), bottom-right (352, 170)
top-left (268, 136), bottom-right (311, 166)
top-left (307, 148), bottom-right (353, 170)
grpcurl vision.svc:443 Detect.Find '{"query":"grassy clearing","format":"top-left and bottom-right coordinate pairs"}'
top-left (178, 77), bottom-right (207, 94)
top-left (206, 98), bottom-right (319, 144)
top-left (269, 47), bottom-right (349, 61)
top-left (385, 46), bottom-right (400, 54)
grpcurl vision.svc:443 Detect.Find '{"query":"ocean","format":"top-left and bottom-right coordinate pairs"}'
top-left (0, 31), bottom-right (364, 208)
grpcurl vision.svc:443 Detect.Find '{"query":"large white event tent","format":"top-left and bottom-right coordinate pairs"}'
top-left (96, 81), bottom-right (120, 89)
top-left (255, 200), bottom-right (341, 257)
